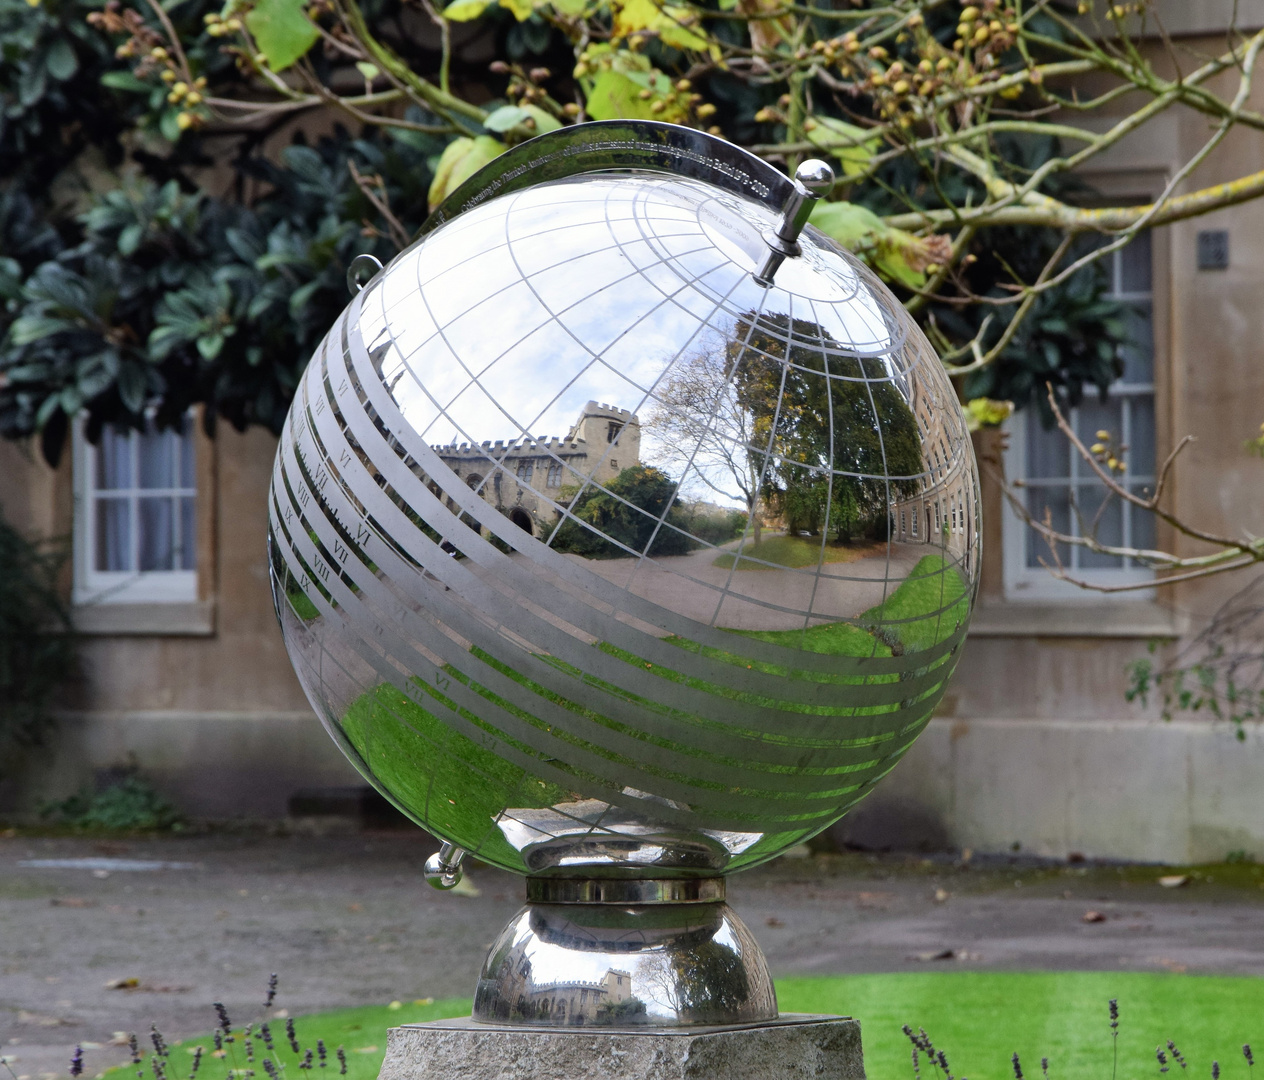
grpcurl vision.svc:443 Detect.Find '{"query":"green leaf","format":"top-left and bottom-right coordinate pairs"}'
top-left (100, 70), bottom-right (150, 92)
top-left (483, 105), bottom-right (531, 132)
top-left (355, 61), bottom-right (380, 81)
top-left (46, 38), bottom-right (79, 81)
top-left (499, 0), bottom-right (534, 20)
top-left (196, 333), bottom-right (225, 360)
top-left (159, 108), bottom-right (182, 142)
top-left (521, 104), bottom-right (562, 133)
top-left (442, 0), bottom-right (492, 19)
top-left (808, 200), bottom-right (886, 248)
top-left (805, 117), bottom-right (879, 177)
top-left (117, 223), bottom-right (144, 256)
top-left (10, 314), bottom-right (72, 345)
top-left (117, 363), bottom-right (147, 413)
top-left (245, 0), bottom-right (319, 72)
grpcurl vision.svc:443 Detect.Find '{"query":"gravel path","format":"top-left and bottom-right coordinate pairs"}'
top-left (3, 832), bottom-right (1262, 1080)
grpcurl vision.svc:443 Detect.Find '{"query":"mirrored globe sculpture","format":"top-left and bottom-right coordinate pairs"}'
top-left (268, 121), bottom-right (980, 1029)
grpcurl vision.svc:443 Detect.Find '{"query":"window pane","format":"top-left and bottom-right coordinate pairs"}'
top-left (1127, 396), bottom-right (1155, 477)
top-left (1119, 230), bottom-right (1152, 293)
top-left (1026, 487), bottom-right (1069, 569)
top-left (96, 428), bottom-right (132, 490)
top-left (1076, 484), bottom-right (1124, 569)
top-left (1130, 487), bottom-right (1157, 554)
top-left (139, 425), bottom-right (176, 489)
top-left (180, 496), bottom-right (197, 570)
top-left (179, 419), bottom-right (196, 489)
top-left (95, 498), bottom-right (131, 571)
top-left (1026, 418), bottom-right (1067, 480)
top-left (1119, 303), bottom-right (1153, 386)
top-left (139, 497), bottom-right (176, 571)
top-left (1076, 396), bottom-right (1123, 450)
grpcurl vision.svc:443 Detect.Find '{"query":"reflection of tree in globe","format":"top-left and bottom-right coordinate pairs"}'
top-left (266, 124), bottom-right (979, 888)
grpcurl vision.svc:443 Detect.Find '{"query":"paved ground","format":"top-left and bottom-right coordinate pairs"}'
top-left (3, 830), bottom-right (1264, 1080)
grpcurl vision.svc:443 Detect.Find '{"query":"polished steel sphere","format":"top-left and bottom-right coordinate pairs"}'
top-left (268, 123), bottom-right (979, 881)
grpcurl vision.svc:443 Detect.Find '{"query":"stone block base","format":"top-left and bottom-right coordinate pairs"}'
top-left (380, 1015), bottom-right (864, 1080)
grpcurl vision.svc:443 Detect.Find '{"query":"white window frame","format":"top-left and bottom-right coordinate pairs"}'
top-left (73, 414), bottom-right (198, 606)
top-left (1002, 238), bottom-right (1158, 602)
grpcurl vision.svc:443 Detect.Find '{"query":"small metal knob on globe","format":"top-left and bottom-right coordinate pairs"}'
top-left (756, 157), bottom-right (836, 285)
top-left (424, 842), bottom-right (466, 890)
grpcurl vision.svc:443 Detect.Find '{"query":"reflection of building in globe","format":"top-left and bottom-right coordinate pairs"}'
top-left (434, 401), bottom-right (641, 539)
top-left (266, 132), bottom-right (980, 885)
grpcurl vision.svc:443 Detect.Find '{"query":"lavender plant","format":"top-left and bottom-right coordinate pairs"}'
top-left (61, 975), bottom-right (350, 1080)
top-left (900, 998), bottom-right (1256, 1080)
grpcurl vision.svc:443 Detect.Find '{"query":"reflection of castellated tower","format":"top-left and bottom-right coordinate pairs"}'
top-left (477, 940), bottom-right (638, 1026)
top-left (434, 402), bottom-right (640, 539)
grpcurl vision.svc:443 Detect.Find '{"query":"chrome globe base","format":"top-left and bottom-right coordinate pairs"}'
top-left (472, 878), bottom-right (776, 1028)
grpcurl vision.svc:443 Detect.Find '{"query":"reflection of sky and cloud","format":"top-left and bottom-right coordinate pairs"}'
top-left (357, 173), bottom-right (945, 509)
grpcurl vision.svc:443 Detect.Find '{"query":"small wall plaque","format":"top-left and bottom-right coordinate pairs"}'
top-left (1197, 229), bottom-right (1229, 270)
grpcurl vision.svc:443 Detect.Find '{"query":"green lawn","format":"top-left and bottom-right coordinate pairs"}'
top-left (714, 534), bottom-right (882, 570)
top-left (149, 974), bottom-right (1264, 1080)
top-left (859, 553), bottom-right (970, 653)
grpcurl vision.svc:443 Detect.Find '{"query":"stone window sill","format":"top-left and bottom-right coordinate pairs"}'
top-left (72, 600), bottom-right (216, 637)
top-left (969, 601), bottom-right (1184, 638)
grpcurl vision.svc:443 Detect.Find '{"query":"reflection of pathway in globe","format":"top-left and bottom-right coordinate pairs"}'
top-left (560, 541), bottom-right (928, 632)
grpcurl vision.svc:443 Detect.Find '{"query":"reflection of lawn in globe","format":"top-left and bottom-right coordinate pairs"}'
top-left (285, 586), bottom-right (320, 621)
top-left (712, 534), bottom-right (885, 570)
top-left (727, 553), bottom-right (968, 657)
top-left (334, 554), bottom-right (968, 856)
top-left (339, 681), bottom-right (575, 867)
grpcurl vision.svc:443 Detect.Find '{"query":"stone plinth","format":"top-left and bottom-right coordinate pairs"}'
top-left (379, 1015), bottom-right (864, 1080)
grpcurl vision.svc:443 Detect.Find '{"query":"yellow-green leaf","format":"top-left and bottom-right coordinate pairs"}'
top-left (965, 398), bottom-right (1015, 432)
top-left (809, 200), bottom-right (931, 288)
top-left (244, 0), bottom-right (318, 71)
top-left (442, 0), bottom-right (491, 20)
top-left (804, 116), bottom-right (879, 177)
top-left (427, 135), bottom-right (506, 210)
top-left (521, 104), bottom-right (563, 133)
top-left (550, 0), bottom-right (588, 14)
top-left (612, 0), bottom-right (658, 35)
top-left (499, 0), bottom-right (534, 20)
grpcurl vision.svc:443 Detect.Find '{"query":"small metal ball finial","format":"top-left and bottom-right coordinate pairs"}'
top-left (795, 158), bottom-right (835, 197)
top-left (424, 842), bottom-right (466, 890)
top-left (754, 158), bottom-right (837, 285)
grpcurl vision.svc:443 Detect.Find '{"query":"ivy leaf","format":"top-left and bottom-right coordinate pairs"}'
top-left (45, 38), bottom-right (79, 82)
top-left (354, 61), bottom-right (380, 81)
top-left (245, 0), bottom-right (320, 72)
top-left (442, 0), bottom-right (492, 18)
